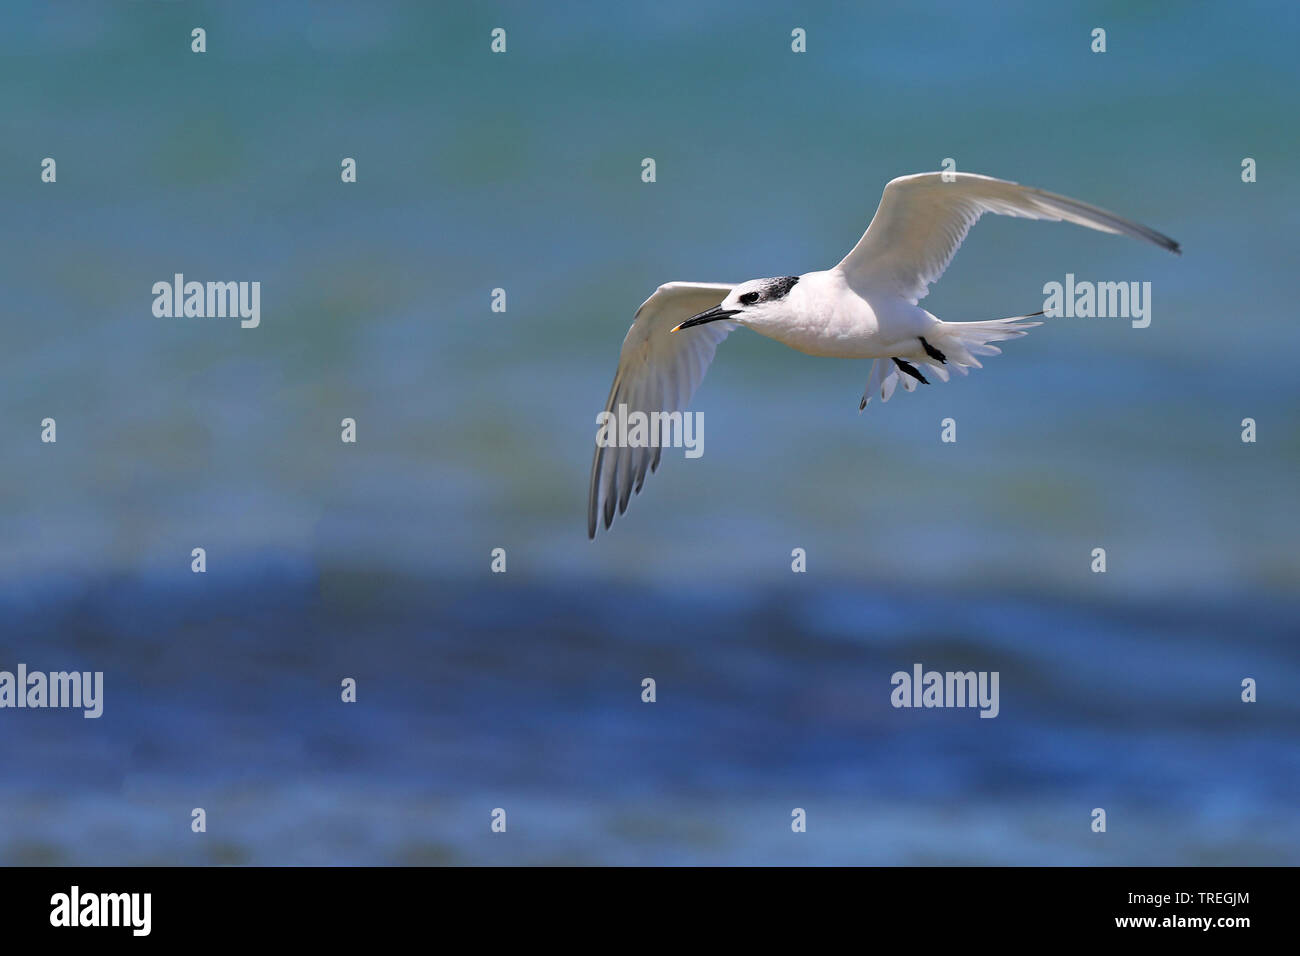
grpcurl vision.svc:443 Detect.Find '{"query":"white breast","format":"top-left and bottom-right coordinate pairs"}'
top-left (743, 270), bottom-right (926, 359)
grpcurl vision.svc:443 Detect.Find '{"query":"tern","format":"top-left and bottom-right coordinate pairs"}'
top-left (588, 171), bottom-right (1179, 538)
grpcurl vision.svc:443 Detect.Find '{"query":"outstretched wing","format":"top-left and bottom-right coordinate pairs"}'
top-left (836, 172), bottom-right (1180, 303)
top-left (588, 281), bottom-right (736, 538)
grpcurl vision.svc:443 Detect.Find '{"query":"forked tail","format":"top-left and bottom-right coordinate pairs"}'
top-left (859, 311), bottom-right (1044, 408)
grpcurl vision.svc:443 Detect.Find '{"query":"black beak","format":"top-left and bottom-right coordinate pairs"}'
top-left (671, 306), bottom-right (741, 332)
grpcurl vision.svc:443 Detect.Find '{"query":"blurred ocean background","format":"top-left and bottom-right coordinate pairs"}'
top-left (0, 1), bottom-right (1296, 864)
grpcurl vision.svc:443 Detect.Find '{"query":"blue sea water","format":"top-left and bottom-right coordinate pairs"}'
top-left (0, 1), bottom-right (1297, 864)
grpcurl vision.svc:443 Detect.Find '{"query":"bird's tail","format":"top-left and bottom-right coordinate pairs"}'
top-left (859, 311), bottom-right (1043, 407)
top-left (931, 310), bottom-right (1043, 368)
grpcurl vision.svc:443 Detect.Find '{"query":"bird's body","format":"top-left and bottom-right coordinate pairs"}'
top-left (588, 171), bottom-right (1180, 538)
top-left (742, 269), bottom-right (932, 359)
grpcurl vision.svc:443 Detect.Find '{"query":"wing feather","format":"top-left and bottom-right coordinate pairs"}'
top-left (588, 282), bottom-right (736, 538)
top-left (836, 172), bottom-right (1180, 303)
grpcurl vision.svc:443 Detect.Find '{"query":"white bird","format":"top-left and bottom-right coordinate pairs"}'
top-left (588, 171), bottom-right (1179, 538)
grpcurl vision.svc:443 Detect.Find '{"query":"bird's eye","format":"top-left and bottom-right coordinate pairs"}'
top-left (739, 291), bottom-right (760, 305)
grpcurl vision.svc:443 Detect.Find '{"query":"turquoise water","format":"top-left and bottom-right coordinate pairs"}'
top-left (1, 2), bottom-right (1297, 864)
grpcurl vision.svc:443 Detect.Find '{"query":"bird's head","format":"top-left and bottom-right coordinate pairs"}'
top-left (671, 276), bottom-right (801, 332)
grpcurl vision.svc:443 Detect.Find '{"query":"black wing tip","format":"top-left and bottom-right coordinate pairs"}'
top-left (1149, 230), bottom-right (1180, 255)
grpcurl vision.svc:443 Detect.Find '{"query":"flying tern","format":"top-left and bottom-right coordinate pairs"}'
top-left (588, 171), bottom-right (1179, 538)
